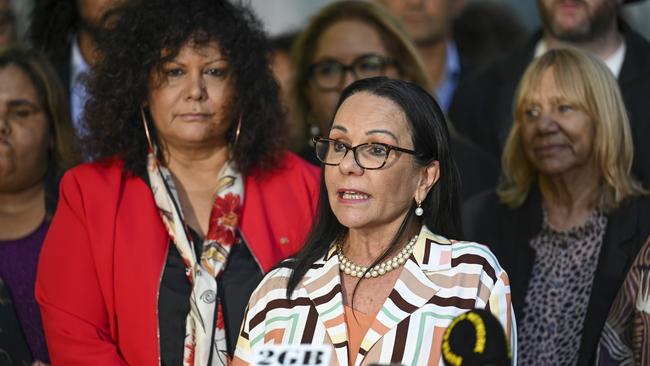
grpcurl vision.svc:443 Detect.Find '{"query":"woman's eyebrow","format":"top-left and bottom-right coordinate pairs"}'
top-left (8, 99), bottom-right (39, 108)
top-left (330, 124), bottom-right (348, 133)
top-left (366, 129), bottom-right (398, 142)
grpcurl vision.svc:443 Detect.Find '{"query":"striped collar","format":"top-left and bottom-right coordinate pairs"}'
top-left (302, 226), bottom-right (454, 365)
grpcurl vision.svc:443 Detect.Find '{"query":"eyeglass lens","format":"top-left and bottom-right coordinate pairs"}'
top-left (311, 54), bottom-right (393, 91)
top-left (315, 139), bottom-right (388, 169)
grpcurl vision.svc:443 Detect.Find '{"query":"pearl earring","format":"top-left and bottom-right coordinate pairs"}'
top-left (415, 200), bottom-right (423, 216)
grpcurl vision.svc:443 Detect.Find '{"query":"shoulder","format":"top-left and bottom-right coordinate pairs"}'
top-left (622, 21), bottom-right (650, 56)
top-left (245, 261), bottom-right (296, 310)
top-left (611, 194), bottom-right (650, 218)
top-left (62, 158), bottom-right (125, 185)
top-left (449, 240), bottom-right (505, 276)
top-left (607, 194), bottom-right (650, 238)
top-left (420, 227), bottom-right (505, 279)
top-left (58, 159), bottom-right (149, 212)
top-left (619, 21), bottom-right (650, 83)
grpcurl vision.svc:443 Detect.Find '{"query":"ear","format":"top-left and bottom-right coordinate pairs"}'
top-left (415, 160), bottom-right (440, 203)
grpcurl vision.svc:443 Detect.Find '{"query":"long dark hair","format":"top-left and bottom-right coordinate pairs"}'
top-left (287, 77), bottom-right (462, 297)
top-left (0, 45), bottom-right (79, 171)
top-left (80, 0), bottom-right (285, 177)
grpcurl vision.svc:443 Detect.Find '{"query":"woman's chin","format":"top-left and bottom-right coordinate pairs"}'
top-left (164, 132), bottom-right (228, 150)
top-left (335, 214), bottom-right (371, 231)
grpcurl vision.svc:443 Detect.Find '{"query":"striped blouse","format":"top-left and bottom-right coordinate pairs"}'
top-left (233, 226), bottom-right (517, 366)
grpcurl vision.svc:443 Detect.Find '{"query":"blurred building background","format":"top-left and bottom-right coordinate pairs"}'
top-left (11, 0), bottom-right (650, 42)
top-left (245, 0), bottom-right (650, 41)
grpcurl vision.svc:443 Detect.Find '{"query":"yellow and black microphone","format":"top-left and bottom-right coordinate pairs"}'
top-left (441, 309), bottom-right (510, 366)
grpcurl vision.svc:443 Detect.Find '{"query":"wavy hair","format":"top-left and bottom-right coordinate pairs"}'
top-left (292, 0), bottom-right (430, 138)
top-left (81, 0), bottom-right (285, 176)
top-left (287, 77), bottom-right (461, 297)
top-left (498, 48), bottom-right (645, 211)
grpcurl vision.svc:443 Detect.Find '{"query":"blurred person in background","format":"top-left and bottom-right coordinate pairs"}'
top-left (0, 45), bottom-right (79, 366)
top-left (450, 0), bottom-right (650, 188)
top-left (597, 235), bottom-right (650, 365)
top-left (0, 0), bottom-right (16, 46)
top-left (270, 31), bottom-right (304, 152)
top-left (35, 0), bottom-right (319, 365)
top-left (463, 48), bottom-right (650, 366)
top-left (292, 0), bottom-right (498, 202)
top-left (29, 0), bottom-right (125, 138)
top-left (374, 0), bottom-right (467, 113)
top-left (452, 1), bottom-right (529, 67)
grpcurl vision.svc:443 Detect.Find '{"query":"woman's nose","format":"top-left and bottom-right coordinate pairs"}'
top-left (536, 112), bottom-right (559, 134)
top-left (338, 149), bottom-right (364, 175)
top-left (186, 72), bottom-right (206, 101)
top-left (0, 112), bottom-right (10, 135)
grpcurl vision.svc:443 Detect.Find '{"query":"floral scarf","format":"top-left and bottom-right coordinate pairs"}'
top-left (147, 150), bottom-right (243, 366)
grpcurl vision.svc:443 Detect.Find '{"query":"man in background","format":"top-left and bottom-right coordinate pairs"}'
top-left (375, 0), bottom-right (466, 113)
top-left (30, 0), bottom-right (123, 139)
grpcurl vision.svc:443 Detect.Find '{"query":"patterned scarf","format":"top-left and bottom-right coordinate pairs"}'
top-left (147, 150), bottom-right (243, 365)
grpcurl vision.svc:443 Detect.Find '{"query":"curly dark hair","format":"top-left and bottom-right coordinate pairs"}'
top-left (81, 0), bottom-right (286, 176)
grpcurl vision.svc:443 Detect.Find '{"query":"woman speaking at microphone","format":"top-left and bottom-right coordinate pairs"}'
top-left (233, 77), bottom-right (516, 366)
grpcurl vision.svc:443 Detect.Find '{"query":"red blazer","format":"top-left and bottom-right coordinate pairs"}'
top-left (36, 152), bottom-right (320, 365)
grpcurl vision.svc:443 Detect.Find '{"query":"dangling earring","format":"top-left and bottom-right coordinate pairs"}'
top-left (231, 116), bottom-right (242, 153)
top-left (415, 200), bottom-right (424, 217)
top-left (140, 107), bottom-right (155, 152)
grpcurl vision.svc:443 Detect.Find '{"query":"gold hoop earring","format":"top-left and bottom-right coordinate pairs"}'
top-left (140, 107), bottom-right (155, 152)
top-left (232, 116), bottom-right (242, 152)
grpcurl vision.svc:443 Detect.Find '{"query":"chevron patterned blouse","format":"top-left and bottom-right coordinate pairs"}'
top-left (233, 226), bottom-right (517, 366)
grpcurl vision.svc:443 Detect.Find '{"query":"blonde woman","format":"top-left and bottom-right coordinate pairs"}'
top-left (463, 48), bottom-right (649, 366)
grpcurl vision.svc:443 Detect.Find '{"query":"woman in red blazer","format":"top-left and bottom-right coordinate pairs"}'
top-left (35, 1), bottom-right (319, 365)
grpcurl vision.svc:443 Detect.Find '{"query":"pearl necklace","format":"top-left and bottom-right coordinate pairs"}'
top-left (337, 235), bottom-right (418, 278)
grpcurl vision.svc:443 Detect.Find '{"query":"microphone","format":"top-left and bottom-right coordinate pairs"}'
top-left (441, 309), bottom-right (510, 366)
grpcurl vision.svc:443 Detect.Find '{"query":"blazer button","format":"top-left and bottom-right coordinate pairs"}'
top-left (280, 237), bottom-right (289, 245)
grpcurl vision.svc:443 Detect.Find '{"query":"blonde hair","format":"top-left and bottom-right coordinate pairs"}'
top-left (292, 0), bottom-right (431, 130)
top-left (498, 48), bottom-right (645, 211)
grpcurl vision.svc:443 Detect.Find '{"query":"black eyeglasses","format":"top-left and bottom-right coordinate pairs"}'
top-left (313, 137), bottom-right (419, 170)
top-left (308, 54), bottom-right (398, 92)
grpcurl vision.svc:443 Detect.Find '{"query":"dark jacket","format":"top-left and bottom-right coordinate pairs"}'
top-left (462, 188), bottom-right (650, 366)
top-left (449, 22), bottom-right (650, 187)
top-left (0, 282), bottom-right (33, 366)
